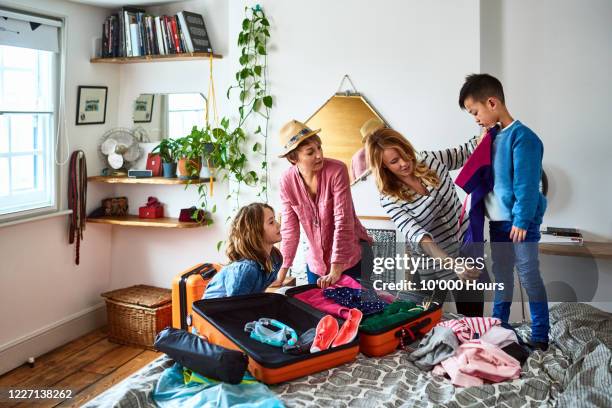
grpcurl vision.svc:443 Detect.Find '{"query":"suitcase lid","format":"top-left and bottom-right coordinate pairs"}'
top-left (101, 285), bottom-right (171, 308)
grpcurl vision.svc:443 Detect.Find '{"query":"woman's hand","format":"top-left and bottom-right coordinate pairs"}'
top-left (270, 267), bottom-right (289, 288)
top-left (318, 264), bottom-right (343, 289)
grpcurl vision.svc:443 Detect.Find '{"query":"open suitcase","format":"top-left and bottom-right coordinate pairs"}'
top-left (191, 293), bottom-right (360, 384)
top-left (286, 284), bottom-right (442, 357)
top-left (171, 263), bottom-right (221, 332)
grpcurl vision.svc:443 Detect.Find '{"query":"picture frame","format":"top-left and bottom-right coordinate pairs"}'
top-left (133, 94), bottom-right (155, 123)
top-left (76, 86), bottom-right (108, 125)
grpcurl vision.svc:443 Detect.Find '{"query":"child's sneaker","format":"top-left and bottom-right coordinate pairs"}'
top-left (310, 315), bottom-right (339, 353)
top-left (332, 308), bottom-right (363, 347)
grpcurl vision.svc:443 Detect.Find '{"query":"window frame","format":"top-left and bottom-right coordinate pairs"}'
top-left (0, 27), bottom-right (62, 223)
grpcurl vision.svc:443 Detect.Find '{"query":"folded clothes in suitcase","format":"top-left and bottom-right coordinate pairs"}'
top-left (286, 285), bottom-right (442, 357)
top-left (191, 293), bottom-right (360, 384)
top-left (171, 263), bottom-right (222, 332)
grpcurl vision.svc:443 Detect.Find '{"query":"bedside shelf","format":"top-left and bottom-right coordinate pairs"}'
top-left (90, 52), bottom-right (222, 64)
top-left (88, 176), bottom-right (213, 185)
top-left (87, 215), bottom-right (205, 228)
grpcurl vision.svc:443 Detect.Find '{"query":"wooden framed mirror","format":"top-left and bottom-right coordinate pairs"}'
top-left (305, 93), bottom-right (385, 182)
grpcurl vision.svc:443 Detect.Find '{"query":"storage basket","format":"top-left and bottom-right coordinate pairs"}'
top-left (101, 285), bottom-right (172, 349)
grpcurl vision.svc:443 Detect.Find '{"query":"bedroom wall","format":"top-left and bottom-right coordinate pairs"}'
top-left (480, 0), bottom-right (612, 312)
top-left (106, 0), bottom-right (482, 288)
top-left (0, 0), bottom-right (118, 374)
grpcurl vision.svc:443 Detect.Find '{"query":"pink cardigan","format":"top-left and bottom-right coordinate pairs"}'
top-left (280, 158), bottom-right (371, 276)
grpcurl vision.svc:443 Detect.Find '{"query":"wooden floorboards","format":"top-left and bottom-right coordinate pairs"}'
top-left (0, 327), bottom-right (162, 407)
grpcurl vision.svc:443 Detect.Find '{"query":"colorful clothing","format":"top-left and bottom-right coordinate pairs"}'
top-left (432, 341), bottom-right (521, 387)
top-left (485, 120), bottom-right (547, 229)
top-left (204, 252), bottom-right (282, 299)
top-left (322, 287), bottom-right (387, 316)
top-left (360, 301), bottom-right (423, 332)
top-left (436, 317), bottom-right (501, 343)
top-left (408, 326), bottom-right (459, 371)
top-left (280, 158), bottom-right (371, 277)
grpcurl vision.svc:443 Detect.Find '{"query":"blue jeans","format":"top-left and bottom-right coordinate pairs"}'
top-left (490, 221), bottom-right (550, 342)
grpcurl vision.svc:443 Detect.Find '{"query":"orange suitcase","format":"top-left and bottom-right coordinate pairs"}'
top-left (171, 263), bottom-right (221, 332)
top-left (286, 285), bottom-right (442, 357)
top-left (191, 293), bottom-right (360, 384)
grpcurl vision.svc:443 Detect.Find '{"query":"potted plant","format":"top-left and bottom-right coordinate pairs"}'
top-left (151, 138), bottom-right (179, 178)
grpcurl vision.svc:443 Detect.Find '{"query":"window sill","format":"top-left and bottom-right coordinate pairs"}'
top-left (0, 209), bottom-right (73, 228)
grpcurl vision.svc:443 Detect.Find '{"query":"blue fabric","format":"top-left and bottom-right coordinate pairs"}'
top-left (489, 121), bottom-right (547, 230)
top-left (323, 287), bottom-right (387, 316)
top-left (153, 363), bottom-right (284, 408)
top-left (204, 253), bottom-right (282, 299)
top-left (489, 221), bottom-right (550, 343)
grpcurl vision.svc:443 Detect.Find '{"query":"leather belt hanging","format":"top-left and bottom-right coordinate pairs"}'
top-left (68, 150), bottom-right (87, 265)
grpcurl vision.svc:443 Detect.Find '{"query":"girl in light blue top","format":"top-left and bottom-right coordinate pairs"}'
top-left (204, 203), bottom-right (282, 299)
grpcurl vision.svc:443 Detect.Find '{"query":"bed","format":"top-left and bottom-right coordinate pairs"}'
top-left (82, 303), bottom-right (611, 407)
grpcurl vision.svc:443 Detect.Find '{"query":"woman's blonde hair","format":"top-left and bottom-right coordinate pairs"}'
top-left (365, 128), bottom-right (440, 202)
top-left (226, 202), bottom-right (280, 273)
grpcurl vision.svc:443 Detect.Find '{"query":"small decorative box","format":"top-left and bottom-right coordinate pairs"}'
top-left (138, 196), bottom-right (164, 219)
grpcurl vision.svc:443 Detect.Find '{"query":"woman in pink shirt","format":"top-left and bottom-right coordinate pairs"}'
top-left (272, 120), bottom-right (372, 289)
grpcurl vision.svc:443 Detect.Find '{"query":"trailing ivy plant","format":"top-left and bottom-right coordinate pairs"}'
top-left (185, 5), bottom-right (272, 250)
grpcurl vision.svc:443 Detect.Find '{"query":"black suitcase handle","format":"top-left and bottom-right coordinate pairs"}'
top-left (179, 263), bottom-right (217, 330)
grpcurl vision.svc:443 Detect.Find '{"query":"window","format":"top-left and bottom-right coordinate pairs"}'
top-left (167, 93), bottom-right (207, 138)
top-left (0, 9), bottom-right (61, 219)
top-left (0, 45), bottom-right (56, 216)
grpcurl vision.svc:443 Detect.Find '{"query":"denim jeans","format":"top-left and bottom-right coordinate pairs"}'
top-left (306, 261), bottom-right (362, 284)
top-left (490, 221), bottom-right (550, 342)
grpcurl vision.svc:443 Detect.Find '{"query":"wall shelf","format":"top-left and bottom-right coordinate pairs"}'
top-left (539, 242), bottom-right (612, 260)
top-left (87, 215), bottom-right (205, 228)
top-left (90, 52), bottom-right (222, 64)
top-left (88, 176), bottom-right (213, 185)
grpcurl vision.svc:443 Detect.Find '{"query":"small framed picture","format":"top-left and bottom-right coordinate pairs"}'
top-left (76, 86), bottom-right (108, 125)
top-left (133, 94), bottom-right (155, 123)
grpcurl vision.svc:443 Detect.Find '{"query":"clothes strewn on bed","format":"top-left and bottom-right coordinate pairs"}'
top-left (152, 363), bottom-right (283, 408)
top-left (408, 326), bottom-right (459, 371)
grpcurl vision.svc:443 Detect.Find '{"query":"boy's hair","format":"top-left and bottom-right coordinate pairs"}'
top-left (285, 135), bottom-right (322, 164)
top-left (459, 73), bottom-right (505, 109)
top-left (226, 202), bottom-right (280, 273)
top-left (364, 128), bottom-right (440, 203)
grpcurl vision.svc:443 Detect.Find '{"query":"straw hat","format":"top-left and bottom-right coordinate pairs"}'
top-left (277, 120), bottom-right (321, 157)
top-left (360, 118), bottom-right (385, 141)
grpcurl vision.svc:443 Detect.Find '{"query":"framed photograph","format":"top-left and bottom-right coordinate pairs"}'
top-left (76, 86), bottom-right (108, 125)
top-left (133, 94), bottom-right (155, 123)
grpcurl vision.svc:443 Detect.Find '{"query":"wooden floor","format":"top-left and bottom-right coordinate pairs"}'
top-left (0, 327), bottom-right (162, 407)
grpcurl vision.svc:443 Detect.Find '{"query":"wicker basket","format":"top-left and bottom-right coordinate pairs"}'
top-left (101, 285), bottom-right (171, 349)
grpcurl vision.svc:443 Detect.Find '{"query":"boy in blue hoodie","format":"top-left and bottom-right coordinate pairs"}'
top-left (459, 74), bottom-right (549, 350)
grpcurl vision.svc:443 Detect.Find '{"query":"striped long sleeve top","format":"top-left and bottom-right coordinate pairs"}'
top-left (380, 136), bottom-right (478, 281)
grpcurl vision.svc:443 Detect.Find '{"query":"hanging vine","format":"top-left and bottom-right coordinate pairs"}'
top-left (226, 4), bottom-right (272, 204)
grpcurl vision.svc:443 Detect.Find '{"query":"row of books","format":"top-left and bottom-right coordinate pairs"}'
top-left (102, 7), bottom-right (213, 58)
top-left (540, 226), bottom-right (583, 245)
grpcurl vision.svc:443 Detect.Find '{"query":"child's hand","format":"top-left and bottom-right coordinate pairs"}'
top-left (476, 127), bottom-right (488, 145)
top-left (509, 226), bottom-right (527, 242)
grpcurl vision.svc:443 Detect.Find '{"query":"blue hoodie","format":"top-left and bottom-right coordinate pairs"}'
top-left (488, 120), bottom-right (547, 229)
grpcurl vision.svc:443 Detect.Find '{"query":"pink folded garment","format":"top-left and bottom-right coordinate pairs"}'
top-left (293, 275), bottom-right (362, 319)
top-left (435, 341), bottom-right (521, 387)
top-left (436, 317), bottom-right (501, 343)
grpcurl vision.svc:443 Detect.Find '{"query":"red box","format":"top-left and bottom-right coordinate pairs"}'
top-left (139, 206), bottom-right (164, 219)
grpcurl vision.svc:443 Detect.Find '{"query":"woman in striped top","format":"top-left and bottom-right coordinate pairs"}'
top-left (365, 128), bottom-right (484, 316)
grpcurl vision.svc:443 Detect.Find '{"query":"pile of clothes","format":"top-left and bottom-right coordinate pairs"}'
top-left (408, 317), bottom-right (531, 387)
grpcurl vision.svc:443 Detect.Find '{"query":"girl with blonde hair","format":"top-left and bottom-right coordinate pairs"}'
top-left (365, 127), bottom-right (485, 316)
top-left (204, 202), bottom-right (282, 298)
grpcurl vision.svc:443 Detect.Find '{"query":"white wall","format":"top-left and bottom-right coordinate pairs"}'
top-left (480, 0), bottom-right (612, 313)
top-left (105, 0), bottom-right (482, 289)
top-left (0, 0), bottom-right (118, 374)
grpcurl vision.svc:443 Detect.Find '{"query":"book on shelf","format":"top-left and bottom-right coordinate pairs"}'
top-left (540, 226), bottom-right (583, 245)
top-left (101, 9), bottom-right (213, 59)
